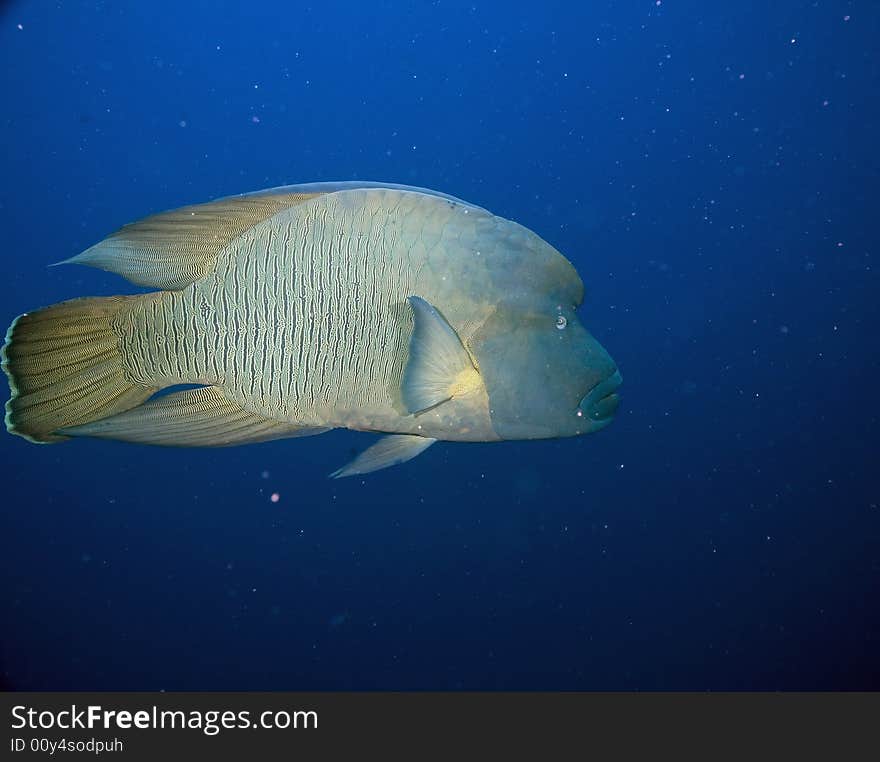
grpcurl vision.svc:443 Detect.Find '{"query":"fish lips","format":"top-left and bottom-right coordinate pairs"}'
top-left (579, 369), bottom-right (622, 422)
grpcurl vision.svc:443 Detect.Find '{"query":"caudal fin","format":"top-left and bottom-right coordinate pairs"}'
top-left (2, 296), bottom-right (157, 443)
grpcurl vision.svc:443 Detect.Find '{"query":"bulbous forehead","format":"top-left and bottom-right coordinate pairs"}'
top-left (408, 194), bottom-right (585, 328)
top-left (473, 214), bottom-right (585, 310)
top-left (518, 243), bottom-right (584, 308)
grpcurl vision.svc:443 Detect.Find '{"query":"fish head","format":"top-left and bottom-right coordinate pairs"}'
top-left (467, 240), bottom-right (621, 440)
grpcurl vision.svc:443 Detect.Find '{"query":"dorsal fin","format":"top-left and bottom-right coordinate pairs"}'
top-left (53, 181), bottom-right (484, 291)
top-left (53, 188), bottom-right (324, 290)
top-left (249, 181), bottom-right (485, 210)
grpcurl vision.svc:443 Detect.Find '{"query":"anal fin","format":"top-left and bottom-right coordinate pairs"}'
top-left (61, 386), bottom-right (329, 447)
top-left (330, 434), bottom-right (436, 478)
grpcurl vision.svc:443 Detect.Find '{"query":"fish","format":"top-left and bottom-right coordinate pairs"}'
top-left (1, 181), bottom-right (621, 477)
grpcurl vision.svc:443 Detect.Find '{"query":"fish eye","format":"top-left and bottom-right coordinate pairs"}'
top-left (555, 315), bottom-right (568, 330)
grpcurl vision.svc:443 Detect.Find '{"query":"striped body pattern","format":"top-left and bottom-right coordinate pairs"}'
top-left (118, 189), bottom-right (491, 432)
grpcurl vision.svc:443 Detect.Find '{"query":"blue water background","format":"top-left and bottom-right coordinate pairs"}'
top-left (1, 1), bottom-right (877, 689)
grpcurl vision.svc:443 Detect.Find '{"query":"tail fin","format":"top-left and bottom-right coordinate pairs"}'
top-left (2, 296), bottom-right (157, 443)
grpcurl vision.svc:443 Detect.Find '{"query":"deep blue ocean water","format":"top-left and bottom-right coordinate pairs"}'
top-left (1, 1), bottom-right (877, 690)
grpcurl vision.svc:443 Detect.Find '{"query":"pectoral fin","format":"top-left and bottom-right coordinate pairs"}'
top-left (401, 296), bottom-right (482, 414)
top-left (61, 386), bottom-right (329, 447)
top-left (329, 434), bottom-right (436, 478)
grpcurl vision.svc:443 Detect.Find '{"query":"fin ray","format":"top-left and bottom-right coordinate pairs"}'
top-left (55, 189), bottom-right (325, 290)
top-left (62, 386), bottom-right (330, 447)
top-left (330, 434), bottom-right (436, 478)
top-left (2, 297), bottom-right (157, 443)
top-left (248, 181), bottom-right (484, 210)
top-left (401, 296), bottom-right (479, 414)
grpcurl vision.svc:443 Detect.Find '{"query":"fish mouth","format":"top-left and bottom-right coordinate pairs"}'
top-left (579, 369), bottom-right (622, 422)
